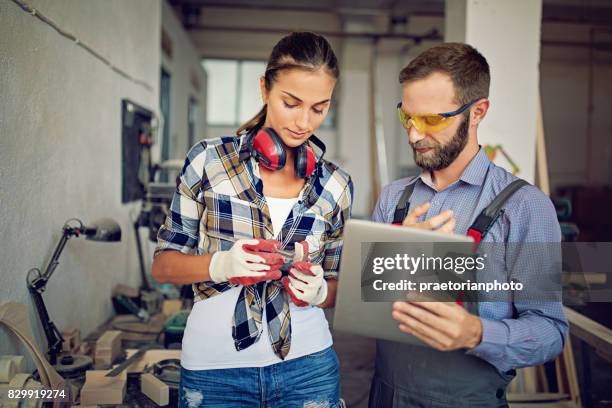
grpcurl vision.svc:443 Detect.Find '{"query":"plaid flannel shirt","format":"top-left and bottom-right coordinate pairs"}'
top-left (155, 134), bottom-right (353, 359)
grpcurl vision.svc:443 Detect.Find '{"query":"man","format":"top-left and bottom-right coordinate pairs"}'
top-left (369, 43), bottom-right (568, 407)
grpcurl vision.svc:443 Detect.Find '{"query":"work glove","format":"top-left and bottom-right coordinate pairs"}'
top-left (209, 239), bottom-right (285, 285)
top-left (282, 241), bottom-right (328, 307)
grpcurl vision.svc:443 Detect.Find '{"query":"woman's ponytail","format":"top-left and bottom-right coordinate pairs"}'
top-left (236, 105), bottom-right (267, 135)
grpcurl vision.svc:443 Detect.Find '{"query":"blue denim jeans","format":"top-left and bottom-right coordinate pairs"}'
top-left (179, 346), bottom-right (341, 408)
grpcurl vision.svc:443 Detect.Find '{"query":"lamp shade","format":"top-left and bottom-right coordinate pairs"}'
top-left (84, 218), bottom-right (122, 242)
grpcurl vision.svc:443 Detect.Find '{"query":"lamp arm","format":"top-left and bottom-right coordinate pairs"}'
top-left (27, 279), bottom-right (64, 365)
top-left (26, 220), bottom-right (81, 364)
top-left (25, 217), bottom-right (120, 366)
top-left (40, 225), bottom-right (79, 283)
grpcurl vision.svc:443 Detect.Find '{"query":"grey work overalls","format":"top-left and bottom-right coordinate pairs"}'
top-left (368, 340), bottom-right (515, 407)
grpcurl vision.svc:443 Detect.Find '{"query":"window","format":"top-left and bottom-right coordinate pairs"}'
top-left (202, 58), bottom-right (336, 129)
top-left (160, 68), bottom-right (171, 166)
top-left (202, 59), bottom-right (265, 126)
top-left (188, 97), bottom-right (199, 149)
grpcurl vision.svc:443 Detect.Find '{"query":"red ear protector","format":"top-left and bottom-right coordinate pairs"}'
top-left (249, 127), bottom-right (324, 178)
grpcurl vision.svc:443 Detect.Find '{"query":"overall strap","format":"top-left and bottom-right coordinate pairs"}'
top-left (467, 179), bottom-right (529, 244)
top-left (392, 179), bottom-right (418, 225)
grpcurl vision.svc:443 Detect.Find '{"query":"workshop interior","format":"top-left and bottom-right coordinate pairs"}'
top-left (1, 0), bottom-right (611, 406)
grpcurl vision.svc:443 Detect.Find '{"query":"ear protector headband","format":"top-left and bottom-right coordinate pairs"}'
top-left (247, 127), bottom-right (326, 178)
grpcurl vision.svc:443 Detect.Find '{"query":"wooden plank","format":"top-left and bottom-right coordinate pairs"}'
top-left (95, 330), bottom-right (123, 367)
top-left (508, 392), bottom-right (569, 402)
top-left (141, 373), bottom-right (169, 406)
top-left (0, 359), bottom-right (16, 383)
top-left (562, 272), bottom-right (607, 285)
top-left (8, 373), bottom-right (31, 389)
top-left (555, 357), bottom-right (567, 395)
top-left (113, 284), bottom-right (140, 298)
top-left (521, 367), bottom-right (539, 394)
top-left (565, 306), bottom-right (612, 362)
top-left (535, 94), bottom-right (550, 196)
top-left (80, 369), bottom-right (126, 406)
top-left (509, 401), bottom-right (576, 408)
top-left (0, 356), bottom-right (26, 374)
top-left (561, 336), bottom-right (581, 408)
top-left (536, 365), bottom-right (550, 393)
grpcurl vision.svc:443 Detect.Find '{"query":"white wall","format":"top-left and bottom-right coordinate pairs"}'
top-left (161, 1), bottom-right (207, 158)
top-left (446, 0), bottom-right (543, 184)
top-left (0, 0), bottom-right (160, 364)
top-left (336, 22), bottom-right (373, 216)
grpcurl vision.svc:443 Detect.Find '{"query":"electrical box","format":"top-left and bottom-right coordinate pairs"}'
top-left (121, 100), bottom-right (153, 203)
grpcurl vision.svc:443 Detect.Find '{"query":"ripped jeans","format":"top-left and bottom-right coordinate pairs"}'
top-left (179, 346), bottom-right (341, 408)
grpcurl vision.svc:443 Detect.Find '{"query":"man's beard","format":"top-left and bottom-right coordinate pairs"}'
top-left (411, 115), bottom-right (470, 171)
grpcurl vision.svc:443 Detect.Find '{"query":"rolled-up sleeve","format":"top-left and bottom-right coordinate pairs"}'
top-left (322, 177), bottom-right (353, 279)
top-left (154, 142), bottom-right (207, 256)
top-left (466, 187), bottom-right (569, 372)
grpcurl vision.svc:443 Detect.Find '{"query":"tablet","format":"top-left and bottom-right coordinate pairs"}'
top-left (332, 219), bottom-right (473, 345)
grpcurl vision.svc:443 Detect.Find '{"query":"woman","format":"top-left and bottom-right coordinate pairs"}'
top-left (153, 32), bottom-right (353, 408)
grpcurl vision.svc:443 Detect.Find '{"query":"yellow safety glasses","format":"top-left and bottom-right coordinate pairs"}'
top-left (396, 99), bottom-right (479, 133)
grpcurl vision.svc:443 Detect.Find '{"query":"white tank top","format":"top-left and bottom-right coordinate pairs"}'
top-left (180, 196), bottom-right (333, 370)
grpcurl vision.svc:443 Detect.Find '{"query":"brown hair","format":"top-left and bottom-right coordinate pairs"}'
top-left (399, 43), bottom-right (490, 105)
top-left (236, 32), bottom-right (339, 135)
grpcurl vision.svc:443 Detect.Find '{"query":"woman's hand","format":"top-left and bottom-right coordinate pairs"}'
top-left (282, 241), bottom-right (328, 307)
top-left (209, 239), bottom-right (285, 285)
top-left (282, 262), bottom-right (328, 307)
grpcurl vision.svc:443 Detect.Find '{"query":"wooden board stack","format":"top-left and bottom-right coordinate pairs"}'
top-left (95, 330), bottom-right (122, 368)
